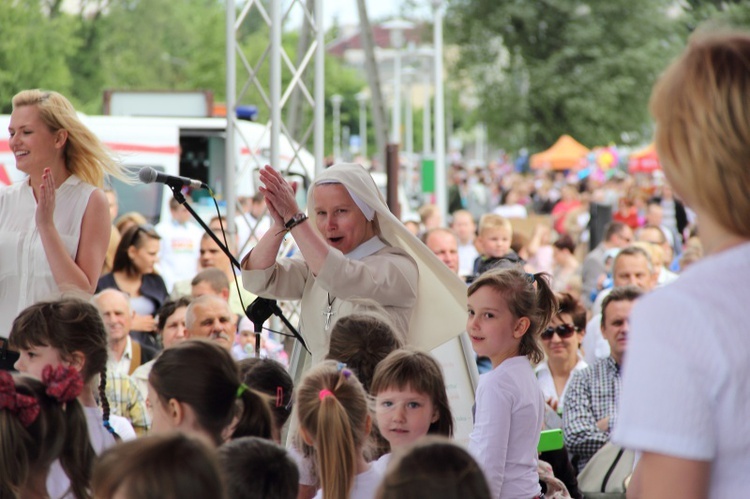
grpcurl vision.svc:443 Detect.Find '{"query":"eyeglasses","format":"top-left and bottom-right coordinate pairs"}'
top-left (541, 323), bottom-right (579, 341)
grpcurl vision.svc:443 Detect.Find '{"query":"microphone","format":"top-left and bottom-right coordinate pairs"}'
top-left (138, 166), bottom-right (207, 190)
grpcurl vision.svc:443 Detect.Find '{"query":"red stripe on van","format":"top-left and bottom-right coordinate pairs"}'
top-left (0, 140), bottom-right (178, 155)
top-left (0, 164), bottom-right (10, 185)
top-left (105, 143), bottom-right (180, 154)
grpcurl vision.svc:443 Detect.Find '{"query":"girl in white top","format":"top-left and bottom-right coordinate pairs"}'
top-left (9, 297), bottom-right (126, 499)
top-left (370, 348), bottom-right (454, 474)
top-left (0, 89), bottom-right (127, 337)
top-left (297, 361), bottom-right (380, 499)
top-left (467, 267), bottom-right (557, 499)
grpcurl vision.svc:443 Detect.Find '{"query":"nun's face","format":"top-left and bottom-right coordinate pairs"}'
top-left (314, 183), bottom-right (375, 255)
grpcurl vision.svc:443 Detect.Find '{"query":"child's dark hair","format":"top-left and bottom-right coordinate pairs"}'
top-left (149, 339), bottom-right (274, 445)
top-left (296, 361), bottom-right (370, 499)
top-left (238, 358), bottom-right (294, 442)
top-left (218, 437), bottom-right (299, 499)
top-left (375, 436), bottom-right (491, 499)
top-left (0, 370), bottom-right (95, 499)
top-left (370, 348), bottom-right (454, 437)
top-left (326, 312), bottom-right (403, 393)
top-left (92, 432), bottom-right (226, 499)
top-left (467, 268), bottom-right (558, 364)
top-left (9, 297), bottom-right (119, 441)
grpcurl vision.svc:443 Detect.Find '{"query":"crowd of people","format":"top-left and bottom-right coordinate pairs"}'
top-left (0, 26), bottom-right (748, 499)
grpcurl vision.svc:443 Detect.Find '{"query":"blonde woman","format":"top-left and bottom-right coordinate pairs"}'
top-left (0, 89), bottom-right (127, 339)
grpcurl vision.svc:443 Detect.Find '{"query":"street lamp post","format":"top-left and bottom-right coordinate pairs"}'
top-left (418, 47), bottom-right (433, 156)
top-left (331, 94), bottom-right (343, 162)
top-left (403, 66), bottom-right (416, 195)
top-left (356, 92), bottom-right (368, 161)
top-left (383, 19), bottom-right (414, 146)
top-left (431, 0), bottom-right (447, 219)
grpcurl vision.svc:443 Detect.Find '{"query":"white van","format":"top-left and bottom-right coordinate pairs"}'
top-left (0, 114), bottom-right (315, 225)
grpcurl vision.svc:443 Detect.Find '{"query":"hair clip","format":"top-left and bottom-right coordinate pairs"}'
top-left (0, 371), bottom-right (40, 428)
top-left (103, 419), bottom-right (116, 435)
top-left (526, 273), bottom-right (536, 284)
top-left (276, 386), bottom-right (284, 408)
top-left (319, 389), bottom-right (335, 401)
top-left (236, 383), bottom-right (250, 399)
top-left (336, 362), bottom-right (352, 380)
top-left (42, 365), bottom-right (83, 403)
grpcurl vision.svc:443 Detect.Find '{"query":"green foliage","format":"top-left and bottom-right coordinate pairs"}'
top-left (447, 0), bottom-right (685, 152)
top-left (0, 0), bottom-right (78, 113)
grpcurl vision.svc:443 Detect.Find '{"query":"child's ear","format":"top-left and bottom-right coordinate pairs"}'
top-left (364, 414), bottom-right (372, 438)
top-left (431, 408), bottom-right (439, 424)
top-left (300, 427), bottom-right (315, 446)
top-left (168, 398), bottom-right (185, 426)
top-left (68, 351), bottom-right (86, 373)
top-left (513, 317), bottom-right (531, 339)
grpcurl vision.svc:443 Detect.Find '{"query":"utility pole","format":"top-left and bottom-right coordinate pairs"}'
top-left (356, 0), bottom-right (388, 169)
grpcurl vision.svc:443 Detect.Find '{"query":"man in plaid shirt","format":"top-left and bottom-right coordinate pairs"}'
top-left (563, 286), bottom-right (644, 472)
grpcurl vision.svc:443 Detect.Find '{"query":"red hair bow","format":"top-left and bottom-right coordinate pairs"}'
top-left (0, 371), bottom-right (40, 428)
top-left (42, 365), bottom-right (83, 403)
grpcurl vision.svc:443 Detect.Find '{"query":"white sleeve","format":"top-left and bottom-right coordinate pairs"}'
top-left (469, 377), bottom-right (513, 497)
top-left (612, 291), bottom-right (722, 460)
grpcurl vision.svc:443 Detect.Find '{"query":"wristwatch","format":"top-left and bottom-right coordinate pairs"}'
top-left (284, 212), bottom-right (308, 231)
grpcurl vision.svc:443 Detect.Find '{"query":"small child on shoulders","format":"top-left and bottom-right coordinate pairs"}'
top-left (471, 214), bottom-right (523, 282)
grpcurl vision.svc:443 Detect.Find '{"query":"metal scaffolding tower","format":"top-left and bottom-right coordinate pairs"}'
top-left (225, 0), bottom-right (326, 241)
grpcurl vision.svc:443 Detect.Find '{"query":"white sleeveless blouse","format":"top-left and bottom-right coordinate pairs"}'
top-left (0, 175), bottom-right (95, 337)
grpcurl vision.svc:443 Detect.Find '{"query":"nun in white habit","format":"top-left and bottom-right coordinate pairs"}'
top-left (241, 163), bottom-right (466, 366)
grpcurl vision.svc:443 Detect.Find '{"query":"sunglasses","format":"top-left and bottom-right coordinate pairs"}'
top-left (541, 323), bottom-right (579, 341)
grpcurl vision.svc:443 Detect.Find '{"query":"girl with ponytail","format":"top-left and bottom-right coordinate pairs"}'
top-left (296, 360), bottom-right (380, 499)
top-left (0, 366), bottom-right (94, 499)
top-left (9, 296), bottom-right (130, 498)
top-left (147, 339), bottom-right (274, 446)
top-left (466, 267), bottom-right (558, 499)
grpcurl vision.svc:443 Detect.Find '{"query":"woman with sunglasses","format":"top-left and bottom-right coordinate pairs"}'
top-left (535, 292), bottom-right (588, 415)
top-left (97, 224), bottom-right (168, 349)
top-left (0, 90), bottom-right (129, 343)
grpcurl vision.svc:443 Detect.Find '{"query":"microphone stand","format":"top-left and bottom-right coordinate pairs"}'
top-left (168, 184), bottom-right (309, 356)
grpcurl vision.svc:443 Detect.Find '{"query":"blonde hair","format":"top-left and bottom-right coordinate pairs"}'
top-left (11, 90), bottom-right (129, 188)
top-left (296, 361), bottom-right (369, 499)
top-left (478, 213), bottom-right (513, 237)
top-left (650, 29), bottom-right (750, 237)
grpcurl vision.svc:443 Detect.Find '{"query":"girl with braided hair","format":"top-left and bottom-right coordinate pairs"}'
top-left (9, 296), bottom-right (133, 497)
top-left (0, 366), bottom-right (94, 499)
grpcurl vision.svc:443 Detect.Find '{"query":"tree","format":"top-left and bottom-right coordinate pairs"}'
top-left (446, 0), bottom-right (682, 153)
top-left (0, 0), bottom-right (78, 112)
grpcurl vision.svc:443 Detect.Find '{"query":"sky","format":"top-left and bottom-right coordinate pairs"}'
top-left (286, 0), bottom-right (434, 30)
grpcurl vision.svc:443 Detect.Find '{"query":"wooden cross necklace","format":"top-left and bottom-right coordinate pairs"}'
top-left (323, 293), bottom-right (336, 330)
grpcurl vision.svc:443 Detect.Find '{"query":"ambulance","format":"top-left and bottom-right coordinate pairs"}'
top-left (0, 114), bottom-right (316, 225)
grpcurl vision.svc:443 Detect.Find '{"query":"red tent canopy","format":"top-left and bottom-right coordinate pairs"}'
top-left (628, 143), bottom-right (661, 173)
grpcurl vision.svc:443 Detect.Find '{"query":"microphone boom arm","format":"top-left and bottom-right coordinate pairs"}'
top-left (167, 184), bottom-right (309, 354)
